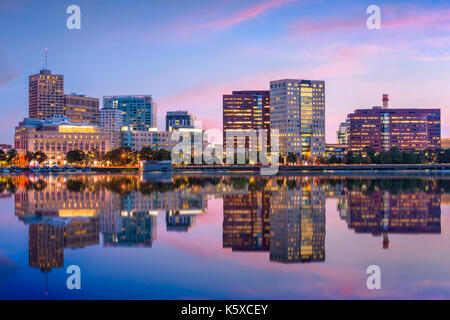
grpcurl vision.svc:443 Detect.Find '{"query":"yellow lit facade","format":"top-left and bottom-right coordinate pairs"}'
top-left (14, 116), bottom-right (110, 164)
top-left (270, 79), bottom-right (325, 161)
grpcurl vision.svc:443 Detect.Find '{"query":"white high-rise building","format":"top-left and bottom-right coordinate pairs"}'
top-left (100, 108), bottom-right (123, 149)
top-left (270, 79), bottom-right (325, 161)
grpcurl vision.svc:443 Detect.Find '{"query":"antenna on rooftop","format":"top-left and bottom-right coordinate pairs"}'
top-left (44, 48), bottom-right (48, 70)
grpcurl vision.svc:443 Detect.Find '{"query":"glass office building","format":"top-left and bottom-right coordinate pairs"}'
top-left (103, 95), bottom-right (156, 131)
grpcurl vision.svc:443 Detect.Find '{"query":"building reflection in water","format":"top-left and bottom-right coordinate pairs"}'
top-left (222, 177), bottom-right (326, 263)
top-left (14, 175), bottom-right (209, 273)
top-left (222, 191), bottom-right (271, 251)
top-left (269, 179), bottom-right (326, 263)
top-left (340, 187), bottom-right (441, 249)
top-left (7, 174), bottom-right (445, 273)
top-left (29, 218), bottom-right (99, 273)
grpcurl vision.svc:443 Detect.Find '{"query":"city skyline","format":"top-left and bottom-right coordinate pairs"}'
top-left (1, 0), bottom-right (449, 145)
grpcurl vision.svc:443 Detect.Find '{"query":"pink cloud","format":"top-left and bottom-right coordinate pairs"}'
top-left (178, 0), bottom-right (298, 33)
top-left (0, 64), bottom-right (19, 87)
top-left (290, 6), bottom-right (450, 36)
top-left (414, 56), bottom-right (450, 62)
top-left (156, 42), bottom-right (388, 133)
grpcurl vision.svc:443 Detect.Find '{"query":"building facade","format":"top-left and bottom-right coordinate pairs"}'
top-left (441, 138), bottom-right (450, 149)
top-left (223, 90), bottom-right (271, 157)
top-left (29, 69), bottom-right (64, 120)
top-left (100, 108), bottom-right (124, 149)
top-left (270, 79), bottom-right (325, 161)
top-left (119, 127), bottom-right (172, 151)
top-left (347, 106), bottom-right (441, 152)
top-left (325, 144), bottom-right (348, 159)
top-left (63, 94), bottom-right (99, 125)
top-left (14, 115), bottom-right (110, 163)
top-left (337, 121), bottom-right (348, 144)
top-left (166, 111), bottom-right (195, 131)
top-left (103, 95), bottom-right (156, 131)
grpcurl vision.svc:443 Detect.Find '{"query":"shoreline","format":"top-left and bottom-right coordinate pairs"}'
top-left (2, 164), bottom-right (450, 177)
top-left (173, 164), bottom-right (450, 173)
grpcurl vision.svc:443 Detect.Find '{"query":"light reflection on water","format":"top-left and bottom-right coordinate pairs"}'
top-left (0, 173), bottom-right (450, 299)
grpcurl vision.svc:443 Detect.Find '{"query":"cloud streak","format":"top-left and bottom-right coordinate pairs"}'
top-left (0, 64), bottom-right (19, 87)
top-left (290, 6), bottom-right (450, 36)
top-left (178, 0), bottom-right (298, 33)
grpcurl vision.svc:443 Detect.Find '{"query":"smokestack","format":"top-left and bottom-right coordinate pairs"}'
top-left (382, 94), bottom-right (389, 109)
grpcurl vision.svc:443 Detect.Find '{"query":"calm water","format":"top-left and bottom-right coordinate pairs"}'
top-left (0, 173), bottom-right (450, 300)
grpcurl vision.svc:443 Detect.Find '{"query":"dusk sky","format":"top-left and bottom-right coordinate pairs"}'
top-left (0, 0), bottom-right (449, 144)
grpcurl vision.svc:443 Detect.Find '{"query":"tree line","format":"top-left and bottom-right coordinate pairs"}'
top-left (320, 147), bottom-right (450, 165)
top-left (66, 147), bottom-right (172, 166)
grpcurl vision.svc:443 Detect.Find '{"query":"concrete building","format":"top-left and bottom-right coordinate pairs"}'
top-left (63, 94), bottom-right (99, 125)
top-left (103, 95), bottom-right (156, 130)
top-left (119, 127), bottom-right (172, 151)
top-left (223, 90), bottom-right (271, 159)
top-left (14, 115), bottom-right (110, 164)
top-left (166, 111), bottom-right (195, 131)
top-left (29, 69), bottom-right (64, 120)
top-left (100, 108), bottom-right (124, 149)
top-left (347, 95), bottom-right (441, 152)
top-left (270, 79), bottom-right (325, 161)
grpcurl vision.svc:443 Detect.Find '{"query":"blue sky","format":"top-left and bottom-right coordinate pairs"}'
top-left (0, 0), bottom-right (449, 144)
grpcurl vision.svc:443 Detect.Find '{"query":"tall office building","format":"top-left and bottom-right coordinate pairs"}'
top-left (222, 90), bottom-right (271, 152)
top-left (100, 108), bottom-right (124, 149)
top-left (166, 111), bottom-right (195, 131)
top-left (63, 94), bottom-right (99, 125)
top-left (103, 95), bottom-right (157, 130)
top-left (270, 79), bottom-right (325, 161)
top-left (347, 95), bottom-right (441, 152)
top-left (29, 69), bottom-right (64, 120)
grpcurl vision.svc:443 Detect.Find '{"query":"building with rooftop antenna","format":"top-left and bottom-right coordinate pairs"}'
top-left (29, 49), bottom-right (64, 120)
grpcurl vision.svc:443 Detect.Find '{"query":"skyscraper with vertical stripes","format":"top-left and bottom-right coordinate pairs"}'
top-left (270, 79), bottom-right (325, 161)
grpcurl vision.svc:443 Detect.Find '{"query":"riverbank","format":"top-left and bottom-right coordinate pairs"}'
top-left (173, 164), bottom-right (450, 172)
top-left (4, 164), bottom-right (450, 175)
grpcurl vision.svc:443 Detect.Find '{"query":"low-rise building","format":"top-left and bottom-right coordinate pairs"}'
top-left (441, 138), bottom-right (450, 149)
top-left (0, 144), bottom-right (12, 152)
top-left (347, 95), bottom-right (440, 152)
top-left (119, 127), bottom-right (173, 151)
top-left (14, 115), bottom-right (110, 164)
top-left (325, 144), bottom-right (348, 159)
